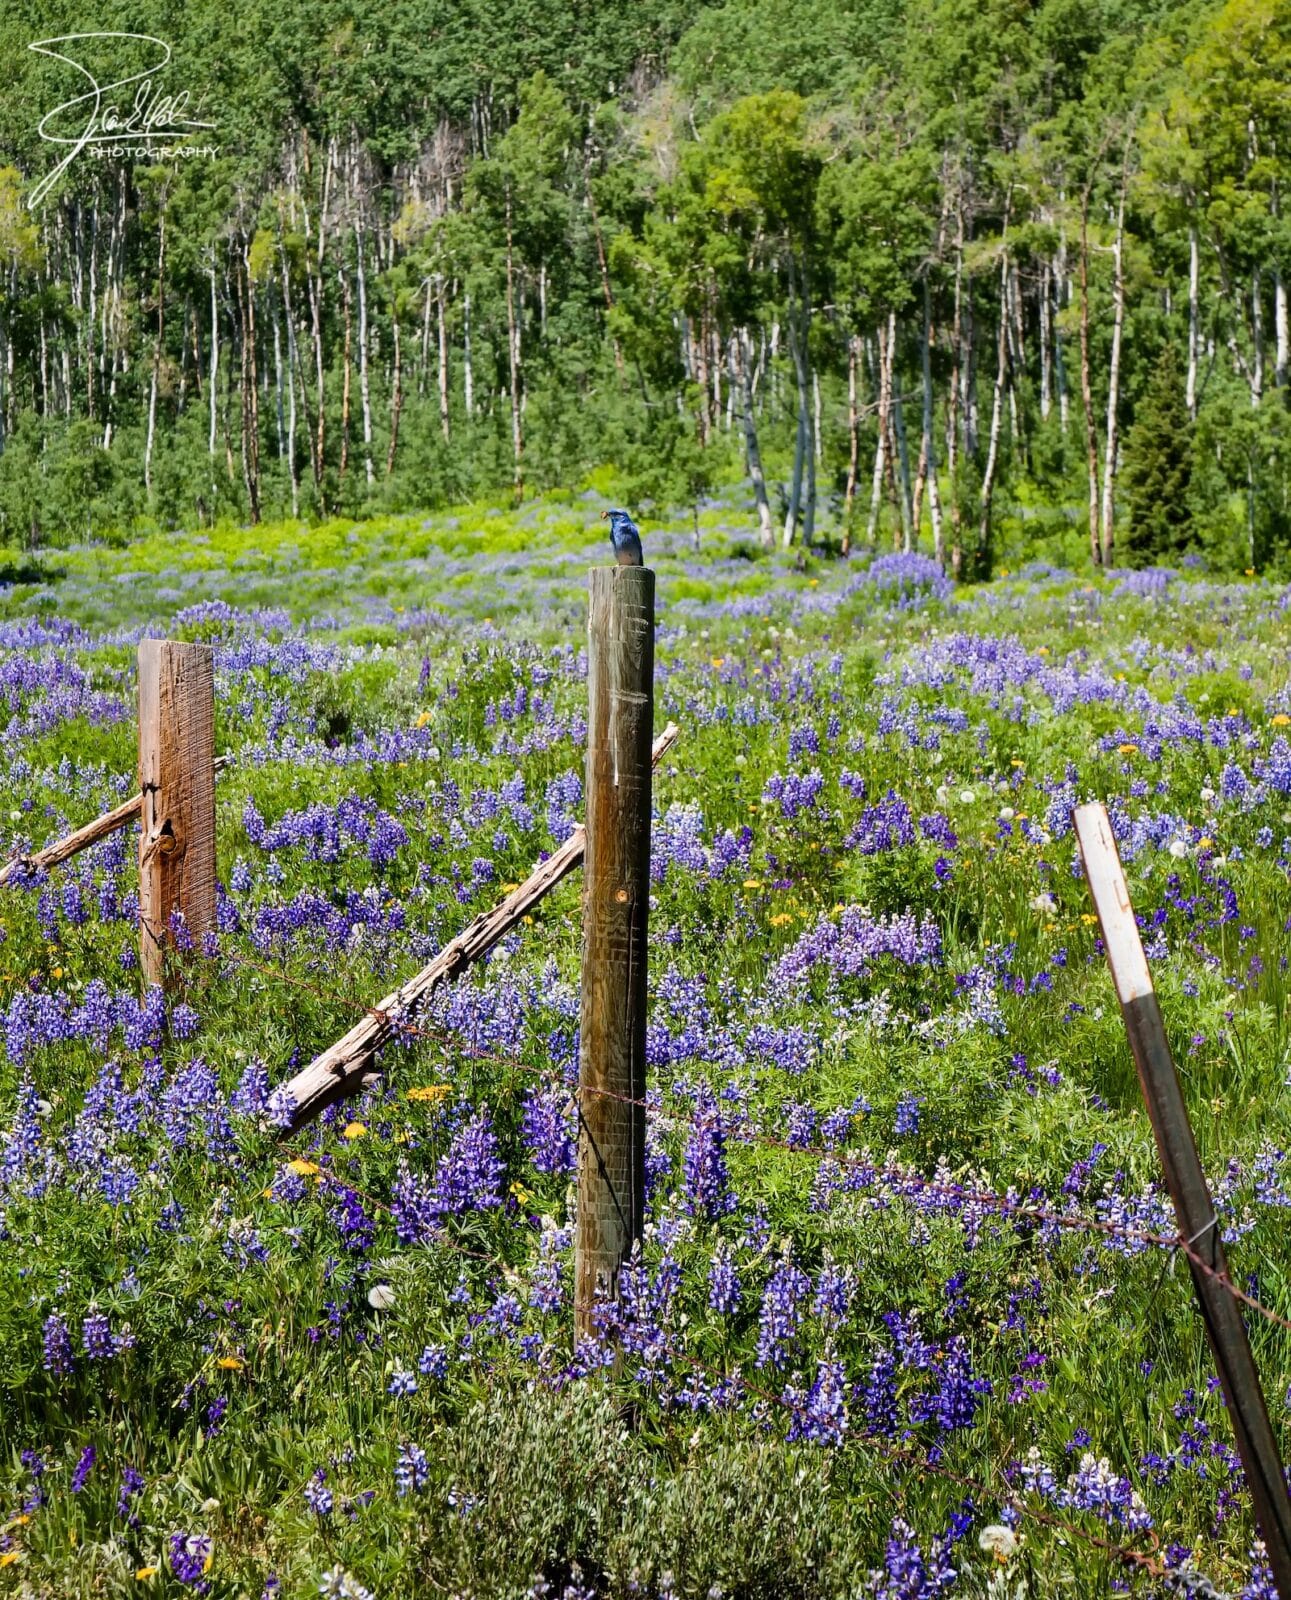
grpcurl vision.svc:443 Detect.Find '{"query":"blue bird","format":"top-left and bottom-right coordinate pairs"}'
top-left (601, 507), bottom-right (644, 567)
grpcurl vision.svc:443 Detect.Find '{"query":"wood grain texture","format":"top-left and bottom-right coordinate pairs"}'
top-left (0, 757), bottom-right (230, 889)
top-left (138, 639), bottom-right (217, 989)
top-left (279, 720), bottom-right (679, 1133)
top-left (576, 565), bottom-right (654, 1337)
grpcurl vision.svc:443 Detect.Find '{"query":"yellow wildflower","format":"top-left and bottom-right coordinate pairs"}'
top-left (1117, 743), bottom-right (1138, 755)
top-left (217, 1357), bottom-right (243, 1371)
top-left (342, 1122), bottom-right (367, 1140)
top-left (1272, 714), bottom-right (1290, 726)
top-left (135, 1568), bottom-right (158, 1581)
top-left (286, 1159), bottom-right (320, 1177)
top-left (407, 1085), bottom-right (452, 1103)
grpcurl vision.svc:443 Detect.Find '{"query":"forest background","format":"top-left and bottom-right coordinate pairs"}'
top-left (0, 0), bottom-right (1286, 577)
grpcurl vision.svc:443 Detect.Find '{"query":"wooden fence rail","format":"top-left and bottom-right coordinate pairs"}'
top-left (0, 756), bottom-right (232, 887)
top-left (277, 720), bottom-right (679, 1133)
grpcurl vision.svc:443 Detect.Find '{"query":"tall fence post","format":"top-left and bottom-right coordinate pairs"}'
top-left (138, 639), bottom-right (217, 990)
top-left (1075, 802), bottom-right (1291, 1598)
top-left (576, 565), bottom-right (654, 1340)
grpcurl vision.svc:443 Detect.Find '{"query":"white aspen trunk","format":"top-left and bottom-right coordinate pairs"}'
top-left (1276, 271), bottom-right (1288, 389)
top-left (208, 265), bottom-right (218, 462)
top-left (1039, 258), bottom-right (1052, 422)
top-left (273, 315), bottom-right (286, 465)
top-left (1100, 188), bottom-right (1127, 564)
top-left (144, 205), bottom-right (165, 495)
top-left (844, 332), bottom-right (860, 544)
top-left (1187, 225), bottom-right (1200, 417)
top-left (1251, 270), bottom-right (1264, 407)
top-left (922, 278), bottom-right (945, 569)
top-left (736, 328), bottom-right (774, 547)
top-left (419, 276), bottom-right (432, 397)
top-left (782, 259), bottom-right (813, 547)
top-left (87, 202), bottom-right (97, 417)
top-left (279, 246), bottom-right (300, 518)
top-left (891, 316), bottom-right (914, 551)
top-left (867, 317), bottom-right (891, 544)
top-left (813, 369), bottom-right (822, 465)
top-left (463, 291), bottom-right (473, 418)
top-left (437, 276), bottom-right (450, 441)
top-left (963, 272), bottom-right (978, 457)
top-left (505, 186), bottom-right (522, 497)
top-left (1055, 233), bottom-right (1070, 433)
top-left (355, 224), bottom-right (374, 484)
top-left (979, 268), bottom-right (1008, 552)
top-left (1079, 199), bottom-right (1101, 564)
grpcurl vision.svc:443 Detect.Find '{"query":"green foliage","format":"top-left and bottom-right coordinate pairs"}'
top-left (1121, 344), bottom-right (1195, 565)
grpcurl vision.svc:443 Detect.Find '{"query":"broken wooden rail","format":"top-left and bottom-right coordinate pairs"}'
top-left (277, 720), bottom-right (680, 1133)
top-left (0, 753), bottom-right (232, 887)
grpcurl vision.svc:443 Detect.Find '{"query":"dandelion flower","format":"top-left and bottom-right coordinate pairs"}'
top-left (979, 1524), bottom-right (1018, 1563)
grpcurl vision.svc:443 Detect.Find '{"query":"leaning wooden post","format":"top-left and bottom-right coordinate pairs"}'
top-left (1075, 802), bottom-right (1291, 1598)
top-left (575, 566), bottom-right (654, 1340)
top-left (137, 640), bottom-right (217, 990)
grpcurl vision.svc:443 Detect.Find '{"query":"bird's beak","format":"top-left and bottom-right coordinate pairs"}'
top-left (600, 510), bottom-right (608, 520)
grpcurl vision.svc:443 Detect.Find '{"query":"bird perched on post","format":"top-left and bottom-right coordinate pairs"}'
top-left (601, 507), bottom-right (644, 567)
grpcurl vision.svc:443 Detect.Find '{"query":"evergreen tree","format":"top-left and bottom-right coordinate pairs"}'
top-left (1121, 344), bottom-right (1194, 567)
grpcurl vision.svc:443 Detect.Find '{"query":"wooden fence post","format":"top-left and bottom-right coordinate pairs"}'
top-left (576, 565), bottom-right (654, 1340)
top-left (1075, 802), bottom-right (1291, 1598)
top-left (138, 639), bottom-right (217, 990)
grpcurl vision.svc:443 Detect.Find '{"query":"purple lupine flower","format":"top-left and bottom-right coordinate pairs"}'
top-left (395, 1443), bottom-right (430, 1497)
top-left (521, 1085), bottom-right (576, 1176)
top-left (870, 1518), bottom-right (957, 1598)
top-left (813, 1265), bottom-right (852, 1331)
top-left (784, 1359), bottom-right (848, 1445)
top-left (431, 1109), bottom-right (504, 1215)
top-left (329, 1186), bottom-right (376, 1254)
top-left (707, 1244), bottom-right (741, 1316)
top-left (847, 791), bottom-right (916, 854)
top-left (117, 1465), bottom-right (145, 1520)
top-left (42, 1312), bottom-right (74, 1375)
top-left (82, 1313), bottom-right (115, 1360)
top-left (910, 1337), bottom-right (992, 1433)
top-left (894, 1093), bottom-right (922, 1137)
top-left (305, 1470), bottom-right (334, 1517)
top-left (418, 1344), bottom-right (449, 1378)
top-left (70, 1445), bottom-right (96, 1492)
top-left (756, 1258), bottom-right (811, 1369)
top-left (681, 1086), bottom-right (736, 1220)
top-left (388, 1370), bottom-right (418, 1397)
top-left (169, 1531), bottom-right (213, 1585)
top-left (861, 1347), bottom-right (899, 1437)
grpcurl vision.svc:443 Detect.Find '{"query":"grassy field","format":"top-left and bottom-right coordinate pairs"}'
top-left (0, 496), bottom-right (1288, 1597)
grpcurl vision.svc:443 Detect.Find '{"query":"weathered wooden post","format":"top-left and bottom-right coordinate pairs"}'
top-left (137, 640), bottom-right (217, 990)
top-left (576, 566), bottom-right (654, 1340)
top-left (1076, 802), bottom-right (1291, 1598)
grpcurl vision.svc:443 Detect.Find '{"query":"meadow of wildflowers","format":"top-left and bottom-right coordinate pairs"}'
top-left (1, 498), bottom-right (1291, 1596)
